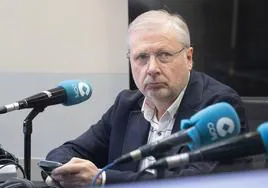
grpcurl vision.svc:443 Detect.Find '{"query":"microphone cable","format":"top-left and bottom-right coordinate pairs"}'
top-left (0, 159), bottom-right (26, 179)
top-left (0, 147), bottom-right (25, 178)
top-left (91, 161), bottom-right (116, 187)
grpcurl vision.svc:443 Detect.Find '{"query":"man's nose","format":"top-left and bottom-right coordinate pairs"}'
top-left (146, 55), bottom-right (161, 76)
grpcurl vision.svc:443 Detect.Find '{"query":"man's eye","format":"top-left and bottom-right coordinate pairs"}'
top-left (135, 53), bottom-right (149, 61)
top-left (158, 52), bottom-right (172, 58)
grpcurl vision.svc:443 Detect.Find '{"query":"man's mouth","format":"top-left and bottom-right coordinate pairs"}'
top-left (145, 82), bottom-right (165, 89)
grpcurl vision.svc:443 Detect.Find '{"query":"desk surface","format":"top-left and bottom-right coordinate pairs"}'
top-left (106, 169), bottom-right (268, 188)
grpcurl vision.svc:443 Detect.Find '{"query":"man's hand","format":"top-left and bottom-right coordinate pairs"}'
top-left (46, 157), bottom-right (102, 188)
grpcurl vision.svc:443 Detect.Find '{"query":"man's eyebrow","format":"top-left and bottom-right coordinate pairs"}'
top-left (132, 50), bottom-right (148, 55)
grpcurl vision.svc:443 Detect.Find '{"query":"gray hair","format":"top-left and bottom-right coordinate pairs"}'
top-left (127, 10), bottom-right (191, 49)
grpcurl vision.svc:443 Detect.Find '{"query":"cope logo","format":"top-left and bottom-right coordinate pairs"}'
top-left (207, 117), bottom-right (235, 141)
top-left (73, 82), bottom-right (90, 98)
top-left (78, 82), bottom-right (90, 97)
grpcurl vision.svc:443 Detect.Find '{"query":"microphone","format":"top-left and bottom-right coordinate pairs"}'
top-left (0, 80), bottom-right (92, 114)
top-left (147, 122), bottom-right (268, 170)
top-left (113, 102), bottom-right (240, 165)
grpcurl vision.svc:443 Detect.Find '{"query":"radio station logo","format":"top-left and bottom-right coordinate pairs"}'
top-left (216, 117), bottom-right (235, 137)
top-left (78, 82), bottom-right (90, 97)
top-left (208, 117), bottom-right (235, 140)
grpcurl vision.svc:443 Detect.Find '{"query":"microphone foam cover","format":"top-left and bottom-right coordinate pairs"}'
top-left (58, 80), bottom-right (92, 106)
top-left (181, 102), bottom-right (240, 149)
top-left (257, 122), bottom-right (268, 155)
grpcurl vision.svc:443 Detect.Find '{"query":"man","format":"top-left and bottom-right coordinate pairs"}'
top-left (45, 10), bottom-right (248, 187)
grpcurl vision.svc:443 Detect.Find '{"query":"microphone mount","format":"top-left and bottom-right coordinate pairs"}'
top-left (23, 106), bottom-right (45, 180)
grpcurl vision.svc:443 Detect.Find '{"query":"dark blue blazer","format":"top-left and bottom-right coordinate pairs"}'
top-left (46, 71), bottom-right (248, 184)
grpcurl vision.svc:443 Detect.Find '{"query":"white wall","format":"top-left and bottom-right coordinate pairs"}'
top-left (0, 0), bottom-right (128, 73)
top-left (0, 0), bottom-right (128, 180)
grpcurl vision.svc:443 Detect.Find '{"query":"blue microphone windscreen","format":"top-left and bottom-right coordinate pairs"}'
top-left (257, 122), bottom-right (268, 155)
top-left (181, 102), bottom-right (240, 149)
top-left (58, 80), bottom-right (92, 106)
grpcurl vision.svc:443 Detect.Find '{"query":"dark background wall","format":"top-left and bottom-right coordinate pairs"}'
top-left (128, 0), bottom-right (268, 97)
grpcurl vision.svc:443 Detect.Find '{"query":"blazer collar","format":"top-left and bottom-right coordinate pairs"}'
top-left (119, 110), bottom-right (150, 171)
top-left (180, 71), bottom-right (203, 109)
top-left (172, 71), bottom-right (203, 132)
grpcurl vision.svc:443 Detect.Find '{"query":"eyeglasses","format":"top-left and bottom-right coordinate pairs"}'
top-left (128, 47), bottom-right (185, 65)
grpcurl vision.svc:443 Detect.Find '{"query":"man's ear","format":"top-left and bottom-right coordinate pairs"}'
top-left (186, 47), bottom-right (193, 70)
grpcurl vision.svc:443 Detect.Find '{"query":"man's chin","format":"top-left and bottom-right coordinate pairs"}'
top-left (145, 90), bottom-right (170, 100)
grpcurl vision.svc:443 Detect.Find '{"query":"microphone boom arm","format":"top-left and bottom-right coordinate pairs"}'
top-left (23, 106), bottom-right (45, 180)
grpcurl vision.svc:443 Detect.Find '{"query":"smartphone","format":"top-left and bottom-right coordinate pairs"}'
top-left (37, 159), bottom-right (62, 176)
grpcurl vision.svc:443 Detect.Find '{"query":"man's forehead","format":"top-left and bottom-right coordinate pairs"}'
top-left (129, 30), bottom-right (180, 52)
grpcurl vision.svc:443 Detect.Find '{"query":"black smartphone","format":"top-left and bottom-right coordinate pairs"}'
top-left (37, 159), bottom-right (62, 176)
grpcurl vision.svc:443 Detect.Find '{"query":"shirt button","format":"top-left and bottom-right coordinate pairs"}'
top-left (157, 132), bottom-right (162, 136)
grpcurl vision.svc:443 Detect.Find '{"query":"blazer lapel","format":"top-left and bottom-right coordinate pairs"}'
top-left (169, 71), bottom-right (202, 155)
top-left (172, 106), bottom-right (198, 133)
top-left (118, 110), bottom-right (150, 171)
top-left (172, 71), bottom-right (202, 134)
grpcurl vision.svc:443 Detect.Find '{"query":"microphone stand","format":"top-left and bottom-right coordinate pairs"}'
top-left (23, 107), bottom-right (45, 180)
top-left (154, 153), bottom-right (167, 180)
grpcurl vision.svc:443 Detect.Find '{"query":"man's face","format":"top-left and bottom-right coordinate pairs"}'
top-left (129, 29), bottom-right (193, 103)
